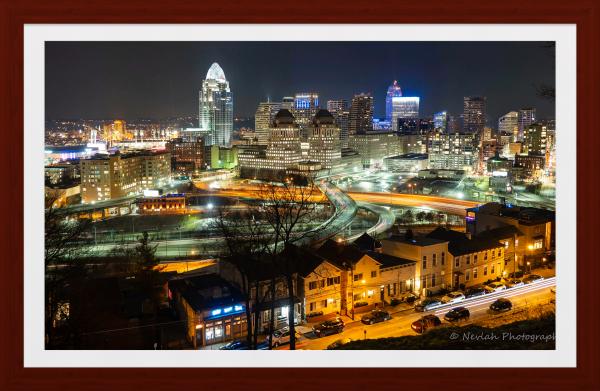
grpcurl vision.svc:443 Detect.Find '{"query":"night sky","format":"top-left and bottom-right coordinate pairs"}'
top-left (45, 41), bottom-right (555, 123)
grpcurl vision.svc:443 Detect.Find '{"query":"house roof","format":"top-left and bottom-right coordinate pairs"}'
top-left (476, 225), bottom-right (524, 240)
top-left (353, 233), bottom-right (382, 252)
top-left (281, 244), bottom-right (339, 278)
top-left (317, 239), bottom-right (374, 269)
top-left (384, 235), bottom-right (448, 247)
top-left (426, 227), bottom-right (503, 257)
top-left (168, 273), bottom-right (244, 312)
top-left (365, 251), bottom-right (415, 269)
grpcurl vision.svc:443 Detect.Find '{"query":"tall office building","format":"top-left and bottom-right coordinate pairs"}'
top-left (463, 97), bottom-right (486, 135)
top-left (166, 137), bottom-right (204, 175)
top-left (390, 97), bottom-right (420, 132)
top-left (518, 108), bottom-right (536, 142)
top-left (349, 93), bottom-right (374, 136)
top-left (433, 111), bottom-right (448, 132)
top-left (291, 92), bottom-right (319, 138)
top-left (281, 96), bottom-right (294, 110)
top-left (255, 101), bottom-right (282, 145)
top-left (498, 111), bottom-right (519, 142)
top-left (199, 62), bottom-right (233, 147)
top-left (308, 109), bottom-right (342, 169)
top-left (385, 80), bottom-right (403, 122)
top-left (327, 99), bottom-right (350, 148)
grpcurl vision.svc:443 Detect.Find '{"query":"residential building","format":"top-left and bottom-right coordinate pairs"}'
top-left (465, 202), bottom-right (555, 265)
top-left (166, 137), bottom-right (204, 175)
top-left (80, 150), bottom-right (171, 203)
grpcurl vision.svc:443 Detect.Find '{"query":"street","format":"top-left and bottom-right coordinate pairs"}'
top-left (285, 278), bottom-right (556, 350)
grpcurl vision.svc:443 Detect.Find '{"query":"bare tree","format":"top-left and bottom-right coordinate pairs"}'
top-left (255, 175), bottom-right (326, 350)
top-left (45, 196), bottom-right (90, 347)
top-left (212, 208), bottom-right (273, 349)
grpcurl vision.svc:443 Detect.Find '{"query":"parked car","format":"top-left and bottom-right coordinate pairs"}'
top-left (444, 307), bottom-right (470, 322)
top-left (219, 340), bottom-right (249, 350)
top-left (523, 274), bottom-right (545, 284)
top-left (361, 310), bottom-right (391, 325)
top-left (312, 318), bottom-right (345, 337)
top-left (270, 327), bottom-right (302, 347)
top-left (484, 282), bottom-right (507, 293)
top-left (490, 298), bottom-right (513, 312)
top-left (414, 298), bottom-right (443, 312)
top-left (327, 338), bottom-right (353, 350)
top-left (465, 287), bottom-right (487, 298)
top-left (411, 315), bottom-right (442, 334)
top-left (508, 271), bottom-right (525, 278)
top-left (441, 291), bottom-right (466, 304)
top-left (505, 278), bottom-right (525, 288)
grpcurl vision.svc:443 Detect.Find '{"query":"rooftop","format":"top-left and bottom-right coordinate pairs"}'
top-left (426, 227), bottom-right (503, 256)
top-left (384, 235), bottom-right (448, 247)
top-left (365, 251), bottom-right (415, 269)
top-left (168, 273), bottom-right (243, 312)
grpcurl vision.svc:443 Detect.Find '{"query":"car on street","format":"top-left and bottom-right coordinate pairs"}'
top-left (465, 287), bottom-right (487, 298)
top-left (270, 327), bottom-right (302, 347)
top-left (523, 274), bottom-right (545, 284)
top-left (441, 291), bottom-right (466, 304)
top-left (484, 282), bottom-right (507, 293)
top-left (219, 340), bottom-right (249, 350)
top-left (414, 298), bottom-right (443, 312)
top-left (505, 278), bottom-right (525, 288)
top-left (490, 298), bottom-right (513, 312)
top-left (411, 315), bottom-right (442, 334)
top-left (312, 318), bottom-right (345, 337)
top-left (361, 310), bottom-right (391, 325)
top-left (327, 337), bottom-right (353, 350)
top-left (444, 307), bottom-right (470, 322)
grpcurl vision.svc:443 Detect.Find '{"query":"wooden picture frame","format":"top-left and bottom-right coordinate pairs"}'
top-left (1, 0), bottom-right (598, 390)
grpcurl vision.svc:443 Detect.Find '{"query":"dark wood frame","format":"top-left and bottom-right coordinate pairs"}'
top-left (1, 0), bottom-right (598, 390)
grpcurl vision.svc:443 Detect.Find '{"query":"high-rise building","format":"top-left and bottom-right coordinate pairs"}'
top-left (281, 96), bottom-right (294, 110)
top-left (390, 97), bottom-right (420, 132)
top-left (80, 150), bottom-right (171, 203)
top-left (199, 62), bottom-right (233, 147)
top-left (463, 97), bottom-right (486, 134)
top-left (255, 101), bottom-right (282, 145)
top-left (498, 111), bottom-right (519, 142)
top-left (518, 108), bottom-right (536, 142)
top-left (349, 93), bottom-right (374, 136)
top-left (327, 99), bottom-right (350, 148)
top-left (433, 111), bottom-right (448, 132)
top-left (427, 132), bottom-right (477, 171)
top-left (291, 92), bottom-right (319, 138)
top-left (308, 109), bottom-right (342, 169)
top-left (524, 124), bottom-right (547, 155)
top-left (385, 80), bottom-right (403, 122)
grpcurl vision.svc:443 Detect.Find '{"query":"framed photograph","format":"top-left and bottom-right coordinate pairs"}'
top-left (2, 0), bottom-right (599, 390)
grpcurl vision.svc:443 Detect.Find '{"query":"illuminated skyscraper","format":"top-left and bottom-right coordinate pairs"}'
top-left (385, 80), bottom-right (403, 122)
top-left (518, 108), bottom-right (536, 142)
top-left (391, 97), bottom-right (420, 132)
top-left (463, 97), bottom-right (486, 134)
top-left (498, 111), bottom-right (519, 142)
top-left (255, 101), bottom-right (282, 145)
top-left (349, 93), bottom-right (374, 136)
top-left (327, 99), bottom-right (349, 148)
top-left (291, 92), bottom-right (319, 138)
top-left (433, 111), bottom-right (448, 132)
top-left (199, 62), bottom-right (233, 147)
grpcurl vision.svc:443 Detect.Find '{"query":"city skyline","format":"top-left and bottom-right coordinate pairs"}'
top-left (45, 41), bottom-right (555, 122)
